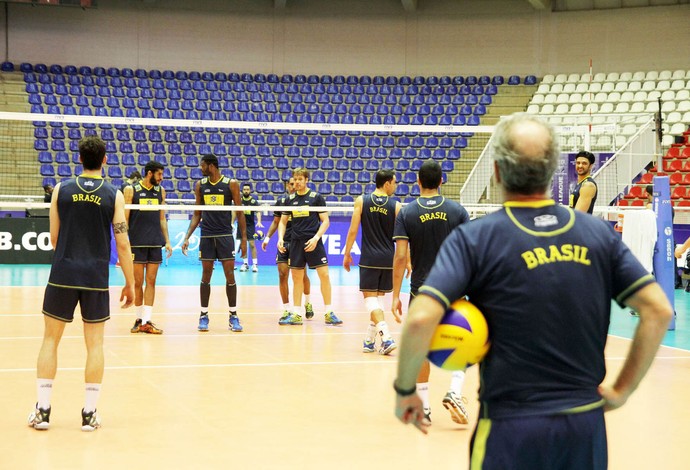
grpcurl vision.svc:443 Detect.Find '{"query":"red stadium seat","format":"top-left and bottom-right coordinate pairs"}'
top-left (671, 186), bottom-right (687, 199)
top-left (664, 147), bottom-right (680, 159)
top-left (670, 172), bottom-right (683, 185)
top-left (664, 160), bottom-right (682, 172)
top-left (677, 200), bottom-right (690, 207)
top-left (630, 199), bottom-right (645, 207)
top-left (617, 198), bottom-right (629, 206)
top-left (625, 185), bottom-right (645, 199)
top-left (681, 147), bottom-right (690, 159)
top-left (639, 172), bottom-right (654, 184)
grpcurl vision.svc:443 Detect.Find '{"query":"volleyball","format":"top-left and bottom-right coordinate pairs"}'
top-left (427, 299), bottom-right (490, 371)
top-left (253, 230), bottom-right (264, 240)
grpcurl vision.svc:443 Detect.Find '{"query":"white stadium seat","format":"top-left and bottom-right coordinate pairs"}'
top-left (606, 72), bottom-right (620, 81)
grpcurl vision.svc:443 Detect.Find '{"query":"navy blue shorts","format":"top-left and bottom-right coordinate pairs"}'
top-left (359, 267), bottom-right (392, 293)
top-left (42, 284), bottom-right (110, 323)
top-left (132, 246), bottom-right (163, 264)
top-left (288, 238), bottom-right (328, 269)
top-left (199, 235), bottom-right (235, 261)
top-left (276, 244), bottom-right (290, 264)
top-left (470, 407), bottom-right (607, 470)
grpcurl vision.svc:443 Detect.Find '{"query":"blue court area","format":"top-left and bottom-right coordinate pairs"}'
top-left (2, 264), bottom-right (688, 350)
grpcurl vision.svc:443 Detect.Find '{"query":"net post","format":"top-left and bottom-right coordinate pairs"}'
top-left (651, 174), bottom-right (675, 330)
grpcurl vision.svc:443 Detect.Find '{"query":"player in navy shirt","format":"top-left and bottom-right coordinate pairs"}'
top-left (392, 159), bottom-right (471, 425)
top-left (343, 169), bottom-right (401, 355)
top-left (124, 160), bottom-right (172, 335)
top-left (393, 114), bottom-right (672, 470)
top-left (569, 150), bottom-right (598, 213)
top-left (277, 168), bottom-right (343, 326)
top-left (261, 177), bottom-right (314, 322)
top-left (236, 182), bottom-right (263, 273)
top-left (30, 136), bottom-right (135, 432)
top-left (181, 154), bottom-right (247, 332)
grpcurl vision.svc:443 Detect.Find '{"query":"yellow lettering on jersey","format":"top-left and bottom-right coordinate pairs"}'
top-left (71, 193), bottom-right (102, 205)
top-left (139, 198), bottom-right (159, 211)
top-left (204, 194), bottom-right (225, 205)
top-left (292, 209), bottom-right (309, 218)
top-left (521, 244), bottom-right (591, 269)
top-left (418, 211), bottom-right (448, 223)
top-left (369, 206), bottom-right (388, 216)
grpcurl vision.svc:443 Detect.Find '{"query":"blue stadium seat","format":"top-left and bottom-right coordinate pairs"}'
top-left (256, 181), bottom-right (269, 194)
top-left (365, 160), bottom-right (379, 171)
top-left (174, 168), bottom-right (189, 180)
top-left (57, 164), bottom-right (72, 177)
top-left (342, 171), bottom-right (355, 183)
top-left (275, 157), bottom-right (289, 169)
top-left (357, 172), bottom-right (370, 184)
top-left (108, 166), bottom-right (122, 178)
top-left (524, 75), bottom-right (537, 85)
top-left (251, 169), bottom-right (265, 181)
top-left (326, 171), bottom-right (340, 183)
top-left (507, 75), bottom-right (520, 85)
top-left (306, 158), bottom-right (319, 170)
top-left (236, 169), bottom-right (250, 181)
top-left (221, 169), bottom-right (235, 179)
top-left (333, 183), bottom-right (347, 196)
top-left (448, 149), bottom-right (461, 160)
top-left (311, 170), bottom-right (325, 182)
top-left (266, 169), bottom-right (280, 181)
top-left (351, 160), bottom-right (364, 171)
top-left (39, 164), bottom-right (55, 176)
top-left (177, 180), bottom-right (192, 192)
top-left (349, 183), bottom-right (363, 196)
top-left (138, 154), bottom-right (151, 166)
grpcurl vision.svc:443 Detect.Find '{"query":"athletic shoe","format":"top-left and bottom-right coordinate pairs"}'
top-left (229, 314), bottom-right (243, 332)
top-left (423, 408), bottom-right (431, 423)
top-left (28, 404), bottom-right (51, 430)
top-left (283, 312), bottom-right (303, 325)
top-left (198, 314), bottom-right (209, 332)
top-left (442, 391), bottom-right (469, 425)
top-left (130, 318), bottom-right (142, 333)
top-left (304, 302), bottom-right (314, 320)
top-left (239, 264), bottom-right (249, 272)
top-left (278, 310), bottom-right (292, 325)
top-left (324, 311), bottom-right (343, 326)
top-left (362, 339), bottom-right (376, 353)
top-left (139, 321), bottom-right (163, 334)
top-left (252, 265), bottom-right (258, 273)
top-left (629, 310), bottom-right (639, 317)
top-left (379, 339), bottom-right (397, 355)
top-left (81, 409), bottom-right (101, 432)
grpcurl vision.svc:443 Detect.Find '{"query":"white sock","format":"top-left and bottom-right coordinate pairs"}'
top-left (376, 320), bottom-right (392, 341)
top-left (252, 258), bottom-right (258, 265)
top-left (325, 304), bottom-right (332, 313)
top-left (241, 259), bottom-right (247, 266)
top-left (450, 371), bottom-right (466, 395)
top-left (229, 308), bottom-right (237, 315)
top-left (416, 382), bottom-right (430, 410)
top-left (37, 378), bottom-right (53, 409)
top-left (136, 304), bottom-right (143, 320)
top-left (282, 303), bottom-right (291, 313)
top-left (295, 305), bottom-right (304, 316)
top-left (84, 383), bottom-right (101, 413)
top-left (142, 305), bottom-right (153, 323)
top-left (365, 322), bottom-right (377, 343)
top-left (304, 294), bottom-right (311, 305)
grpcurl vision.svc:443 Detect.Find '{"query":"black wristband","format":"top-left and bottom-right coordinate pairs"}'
top-left (393, 380), bottom-right (417, 397)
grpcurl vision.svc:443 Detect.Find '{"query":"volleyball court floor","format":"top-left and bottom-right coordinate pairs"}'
top-left (1, 264), bottom-right (689, 469)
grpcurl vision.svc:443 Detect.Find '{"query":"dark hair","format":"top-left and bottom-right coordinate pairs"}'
top-left (144, 161), bottom-right (164, 177)
top-left (127, 170), bottom-right (142, 180)
top-left (201, 153), bottom-right (218, 168)
top-left (78, 135), bottom-right (106, 170)
top-left (418, 159), bottom-right (443, 190)
top-left (375, 169), bottom-right (396, 188)
top-left (645, 184), bottom-right (653, 196)
top-left (242, 182), bottom-right (252, 190)
top-left (576, 150), bottom-right (595, 165)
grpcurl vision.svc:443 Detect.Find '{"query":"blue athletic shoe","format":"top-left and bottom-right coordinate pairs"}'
top-left (379, 339), bottom-right (397, 355)
top-left (198, 314), bottom-right (209, 332)
top-left (229, 314), bottom-right (243, 332)
top-left (282, 312), bottom-right (303, 325)
top-left (324, 311), bottom-right (343, 326)
top-left (363, 340), bottom-right (376, 353)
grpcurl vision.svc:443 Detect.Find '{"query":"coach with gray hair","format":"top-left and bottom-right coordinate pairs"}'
top-left (393, 113), bottom-right (672, 469)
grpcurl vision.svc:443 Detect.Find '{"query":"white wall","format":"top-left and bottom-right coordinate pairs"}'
top-left (0, 0), bottom-right (687, 76)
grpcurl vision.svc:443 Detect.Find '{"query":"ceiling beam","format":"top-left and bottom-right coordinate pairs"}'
top-left (401, 0), bottom-right (417, 12)
top-left (525, 0), bottom-right (551, 9)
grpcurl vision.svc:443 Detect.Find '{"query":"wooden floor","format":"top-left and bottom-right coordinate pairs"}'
top-left (1, 283), bottom-right (689, 470)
